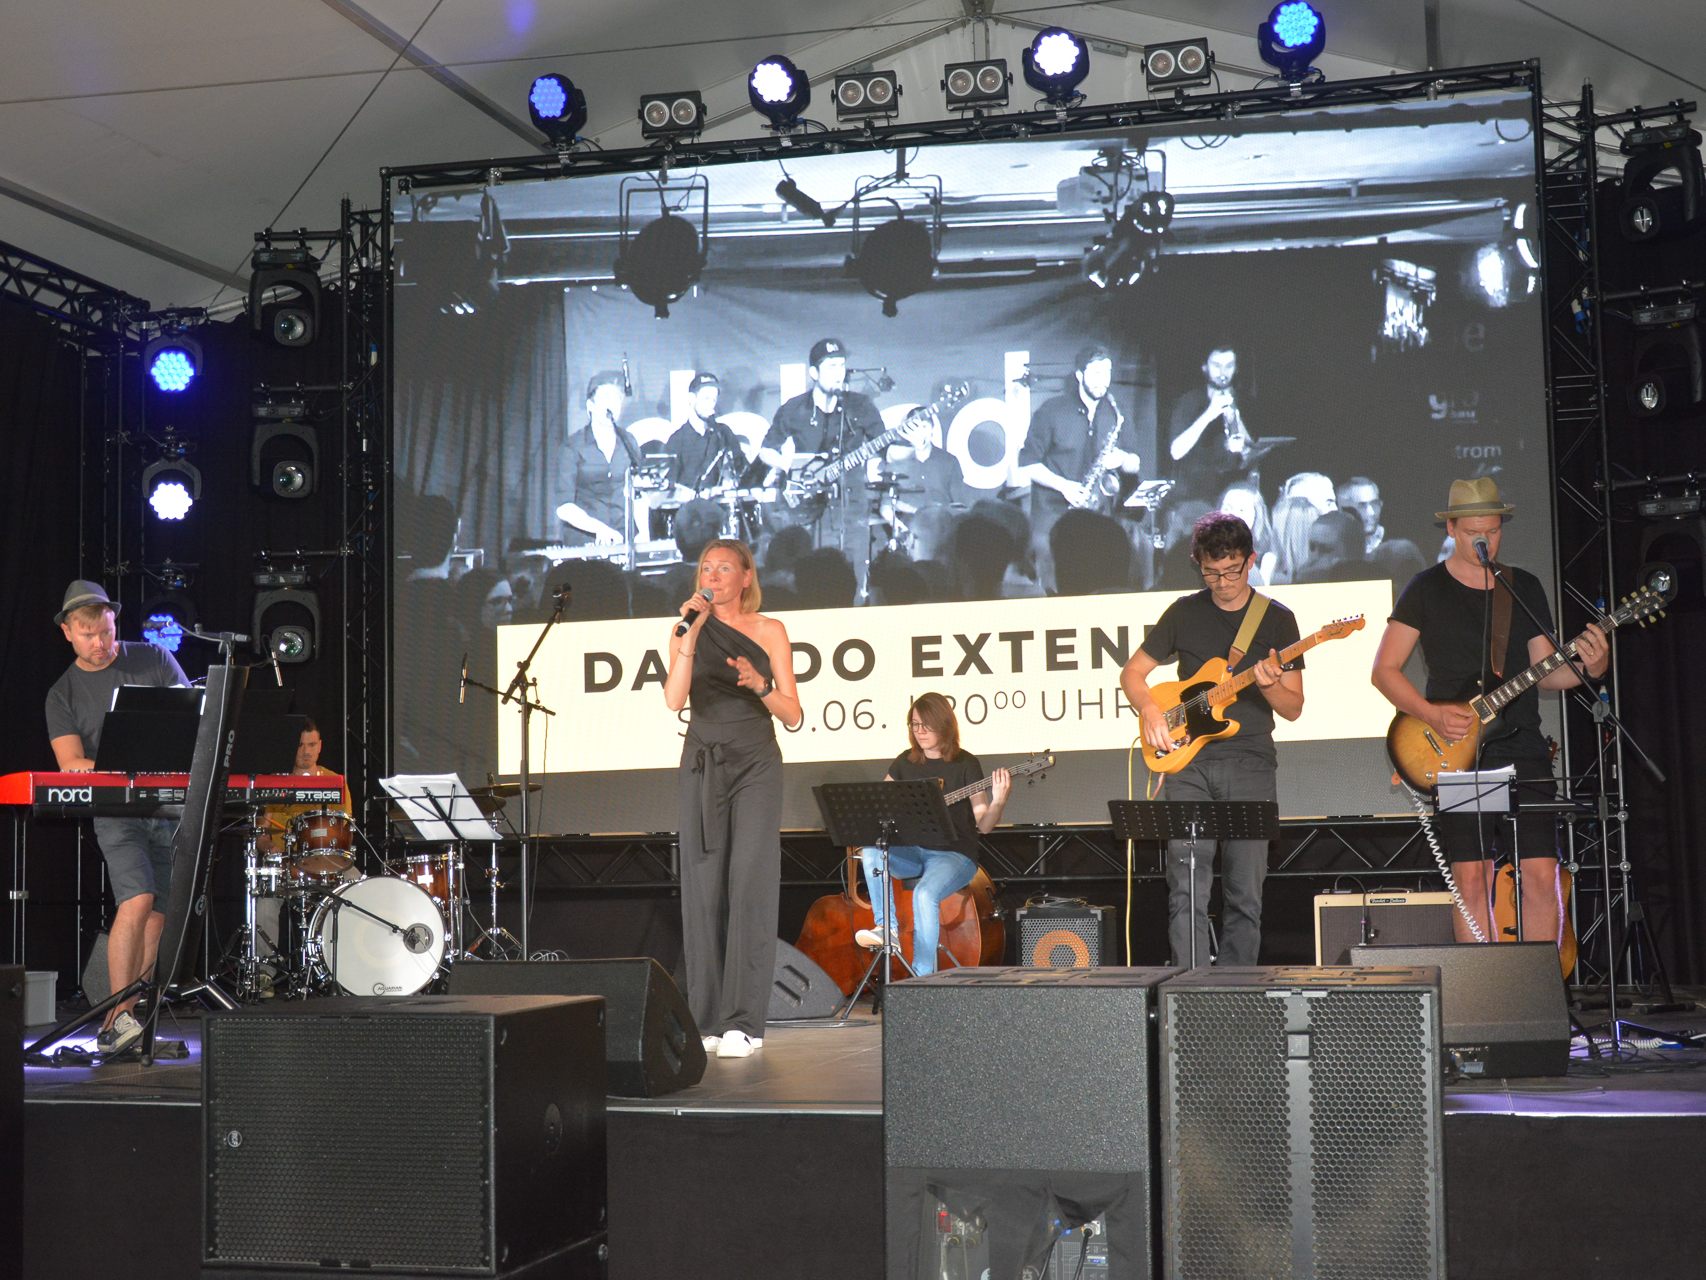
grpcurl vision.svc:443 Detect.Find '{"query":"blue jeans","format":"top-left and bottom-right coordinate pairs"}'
top-left (858, 844), bottom-right (978, 976)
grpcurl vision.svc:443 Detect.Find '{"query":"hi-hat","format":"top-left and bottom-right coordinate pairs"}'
top-left (472, 782), bottom-right (542, 799)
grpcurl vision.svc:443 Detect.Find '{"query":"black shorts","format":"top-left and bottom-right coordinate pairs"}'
top-left (1433, 759), bottom-right (1560, 862)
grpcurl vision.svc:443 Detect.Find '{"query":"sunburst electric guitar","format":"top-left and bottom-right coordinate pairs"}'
top-left (1142, 616), bottom-right (1366, 775)
top-left (1385, 586), bottom-right (1666, 791)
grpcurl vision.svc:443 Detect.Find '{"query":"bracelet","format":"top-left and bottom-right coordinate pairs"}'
top-left (679, 648), bottom-right (695, 657)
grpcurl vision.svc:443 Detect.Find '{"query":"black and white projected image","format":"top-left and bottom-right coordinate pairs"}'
top-left (391, 87), bottom-right (1550, 829)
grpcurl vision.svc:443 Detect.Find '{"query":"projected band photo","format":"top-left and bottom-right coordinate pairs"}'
top-left (392, 87), bottom-right (1548, 827)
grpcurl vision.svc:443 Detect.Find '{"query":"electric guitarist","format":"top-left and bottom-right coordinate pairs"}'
top-left (1370, 478), bottom-right (1608, 948)
top-left (1120, 511), bottom-right (1304, 968)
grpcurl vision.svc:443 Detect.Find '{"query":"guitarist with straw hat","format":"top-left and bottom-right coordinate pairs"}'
top-left (1121, 511), bottom-right (1305, 968)
top-left (1371, 477), bottom-right (1608, 946)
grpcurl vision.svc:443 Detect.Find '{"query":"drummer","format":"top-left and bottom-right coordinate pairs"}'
top-left (661, 372), bottom-right (747, 500)
top-left (260, 717), bottom-right (355, 871)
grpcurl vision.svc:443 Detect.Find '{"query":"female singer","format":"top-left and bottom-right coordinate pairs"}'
top-left (664, 538), bottom-right (802, 1058)
top-left (854, 693), bottom-right (1010, 976)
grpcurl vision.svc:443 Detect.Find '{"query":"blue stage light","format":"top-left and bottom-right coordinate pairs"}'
top-left (141, 594), bottom-right (195, 653)
top-left (749, 55), bottom-right (811, 129)
top-left (141, 456), bottom-right (201, 521)
top-left (1258, 3), bottom-right (1327, 81)
top-left (148, 344), bottom-right (198, 392)
top-left (1022, 29), bottom-right (1090, 107)
top-left (528, 73), bottom-right (587, 143)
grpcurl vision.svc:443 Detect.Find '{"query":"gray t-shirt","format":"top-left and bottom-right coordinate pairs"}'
top-left (45, 642), bottom-right (189, 759)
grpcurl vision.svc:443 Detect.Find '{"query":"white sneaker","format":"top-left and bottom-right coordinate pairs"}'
top-left (854, 926), bottom-right (893, 950)
top-left (701, 1035), bottom-right (722, 1052)
top-left (717, 1030), bottom-right (763, 1058)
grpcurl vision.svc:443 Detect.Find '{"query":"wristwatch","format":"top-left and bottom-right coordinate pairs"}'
top-left (758, 676), bottom-right (776, 698)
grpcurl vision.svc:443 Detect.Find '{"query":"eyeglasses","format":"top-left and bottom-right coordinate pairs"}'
top-left (1199, 562), bottom-right (1248, 583)
top-left (908, 721), bottom-right (930, 731)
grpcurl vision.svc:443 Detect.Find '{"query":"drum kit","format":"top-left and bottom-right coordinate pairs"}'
top-left (232, 790), bottom-right (525, 1002)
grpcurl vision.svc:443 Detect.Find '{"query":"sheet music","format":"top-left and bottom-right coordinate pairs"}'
top-left (1435, 765), bottom-right (1516, 816)
top-left (380, 773), bottom-right (502, 841)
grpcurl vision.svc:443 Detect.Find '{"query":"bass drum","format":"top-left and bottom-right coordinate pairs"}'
top-left (308, 876), bottom-right (444, 997)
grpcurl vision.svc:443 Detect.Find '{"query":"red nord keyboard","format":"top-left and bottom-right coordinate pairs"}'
top-left (0, 772), bottom-right (346, 814)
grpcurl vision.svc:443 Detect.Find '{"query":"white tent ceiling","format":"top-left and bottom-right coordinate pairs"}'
top-left (2, 0), bottom-right (1700, 313)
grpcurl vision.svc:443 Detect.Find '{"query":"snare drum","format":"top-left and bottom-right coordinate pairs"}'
top-left (398, 848), bottom-right (462, 904)
top-left (308, 876), bottom-right (443, 996)
top-left (285, 810), bottom-right (356, 887)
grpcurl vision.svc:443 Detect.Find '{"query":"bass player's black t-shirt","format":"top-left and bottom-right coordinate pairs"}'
top-left (886, 751), bottom-right (983, 860)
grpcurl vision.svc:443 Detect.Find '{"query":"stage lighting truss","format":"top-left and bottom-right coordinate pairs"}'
top-left (1144, 38), bottom-right (1214, 94)
top-left (249, 240), bottom-right (321, 347)
top-left (613, 175), bottom-right (709, 318)
top-left (1618, 119), bottom-right (1705, 242)
top-left (529, 73), bottom-right (588, 147)
top-left (252, 390), bottom-right (319, 499)
top-left (842, 169), bottom-right (943, 317)
top-left (253, 570), bottom-right (320, 664)
top-left (1022, 28), bottom-right (1090, 109)
top-left (834, 70), bottom-right (900, 122)
top-left (1258, 2), bottom-right (1327, 84)
top-left (1074, 147), bottom-right (1174, 291)
top-left (140, 567), bottom-right (196, 655)
top-left (750, 55), bottom-right (812, 130)
top-left (143, 330), bottom-right (202, 394)
top-left (141, 432), bottom-right (201, 522)
top-left (639, 90), bottom-right (706, 140)
top-left (942, 58), bottom-right (1010, 112)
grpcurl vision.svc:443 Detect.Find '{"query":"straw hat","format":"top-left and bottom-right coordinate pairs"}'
top-left (1435, 477), bottom-right (1514, 523)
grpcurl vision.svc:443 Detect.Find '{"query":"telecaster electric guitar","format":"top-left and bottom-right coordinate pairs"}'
top-left (774, 381), bottom-right (970, 519)
top-left (1385, 586), bottom-right (1666, 790)
top-left (1143, 616), bottom-right (1366, 775)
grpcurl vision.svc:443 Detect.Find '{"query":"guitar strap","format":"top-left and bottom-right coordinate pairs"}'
top-left (1228, 592), bottom-right (1270, 669)
top-left (1489, 565), bottom-right (1513, 678)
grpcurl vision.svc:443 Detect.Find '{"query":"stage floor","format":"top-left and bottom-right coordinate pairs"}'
top-left (21, 997), bottom-right (1706, 1279)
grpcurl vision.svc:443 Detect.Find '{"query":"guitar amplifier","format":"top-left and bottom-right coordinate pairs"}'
top-left (1314, 890), bottom-right (1455, 965)
top-left (1016, 903), bottom-right (1116, 967)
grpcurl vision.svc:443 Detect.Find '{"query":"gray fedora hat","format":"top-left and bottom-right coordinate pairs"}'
top-left (56, 579), bottom-right (120, 625)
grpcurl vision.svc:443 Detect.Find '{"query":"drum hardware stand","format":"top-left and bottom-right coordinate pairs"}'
top-left (1486, 566), bottom-right (1668, 1054)
top-left (811, 779), bottom-right (958, 1022)
top-left (465, 584), bottom-right (566, 962)
top-left (1108, 801), bottom-right (1280, 968)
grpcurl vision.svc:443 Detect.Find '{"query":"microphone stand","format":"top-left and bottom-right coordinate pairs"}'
top-left (1480, 549), bottom-right (1667, 1053)
top-left (462, 589), bottom-right (566, 961)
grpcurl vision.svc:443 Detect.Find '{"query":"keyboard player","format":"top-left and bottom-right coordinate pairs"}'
top-left (45, 581), bottom-right (188, 1056)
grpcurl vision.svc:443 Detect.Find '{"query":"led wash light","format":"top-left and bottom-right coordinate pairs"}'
top-left (1022, 29), bottom-right (1090, 107)
top-left (141, 457), bottom-right (201, 521)
top-left (750, 55), bottom-right (811, 129)
top-left (1258, 2), bottom-right (1327, 82)
top-left (145, 335), bottom-right (201, 393)
top-left (529, 73), bottom-right (587, 144)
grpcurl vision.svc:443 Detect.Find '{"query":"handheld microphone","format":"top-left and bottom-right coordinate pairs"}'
top-left (459, 652), bottom-right (468, 705)
top-left (673, 588), bottom-right (714, 637)
top-left (1472, 535), bottom-right (1491, 566)
top-left (621, 355), bottom-right (632, 396)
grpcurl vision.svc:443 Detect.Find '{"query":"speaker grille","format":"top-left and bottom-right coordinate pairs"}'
top-left (1018, 905), bottom-right (1109, 967)
top-left (205, 1014), bottom-right (494, 1270)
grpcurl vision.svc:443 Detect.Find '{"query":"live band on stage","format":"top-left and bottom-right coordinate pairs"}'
top-left (17, 459), bottom-right (1642, 1062)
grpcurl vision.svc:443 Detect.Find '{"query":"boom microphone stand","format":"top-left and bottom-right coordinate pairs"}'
top-left (463, 585), bottom-right (565, 961)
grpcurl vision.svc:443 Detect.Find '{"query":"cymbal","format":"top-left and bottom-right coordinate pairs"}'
top-left (472, 782), bottom-right (542, 799)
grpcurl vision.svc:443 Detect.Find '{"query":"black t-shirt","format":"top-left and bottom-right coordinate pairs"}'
top-left (1167, 387), bottom-right (1254, 501)
top-left (886, 750), bottom-right (983, 860)
top-left (1139, 590), bottom-right (1303, 764)
top-left (761, 390), bottom-right (885, 456)
top-left (661, 418), bottom-right (745, 492)
top-left (1390, 561), bottom-right (1552, 759)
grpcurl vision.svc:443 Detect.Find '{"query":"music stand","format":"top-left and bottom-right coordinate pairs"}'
top-left (814, 780), bottom-right (958, 1019)
top-left (1108, 800), bottom-right (1279, 968)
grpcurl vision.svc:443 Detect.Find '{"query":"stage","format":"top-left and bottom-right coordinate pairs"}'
top-left (19, 992), bottom-right (1706, 1280)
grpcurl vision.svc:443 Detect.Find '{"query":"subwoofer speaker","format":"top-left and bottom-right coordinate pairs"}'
top-left (1016, 903), bottom-right (1116, 967)
top-left (203, 995), bottom-right (606, 1275)
top-left (1350, 941), bottom-right (1570, 1078)
top-left (1160, 966), bottom-right (1446, 1280)
top-left (1314, 890), bottom-right (1455, 964)
top-left (448, 957), bottom-right (706, 1097)
top-left (769, 939), bottom-right (843, 1019)
top-left (884, 966), bottom-right (1178, 1279)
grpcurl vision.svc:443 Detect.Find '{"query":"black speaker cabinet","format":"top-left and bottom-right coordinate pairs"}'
top-left (203, 995), bottom-right (606, 1276)
top-left (884, 966), bottom-right (1179, 1279)
top-left (448, 957), bottom-right (705, 1097)
top-left (769, 938), bottom-right (843, 1019)
top-left (1350, 941), bottom-right (1571, 1078)
top-left (0, 967), bottom-right (21, 1280)
top-left (1314, 890), bottom-right (1455, 965)
top-left (1016, 903), bottom-right (1117, 967)
top-left (1160, 967), bottom-right (1445, 1280)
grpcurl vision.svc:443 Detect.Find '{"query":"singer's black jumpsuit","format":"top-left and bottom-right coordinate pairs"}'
top-left (676, 615), bottom-right (782, 1043)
